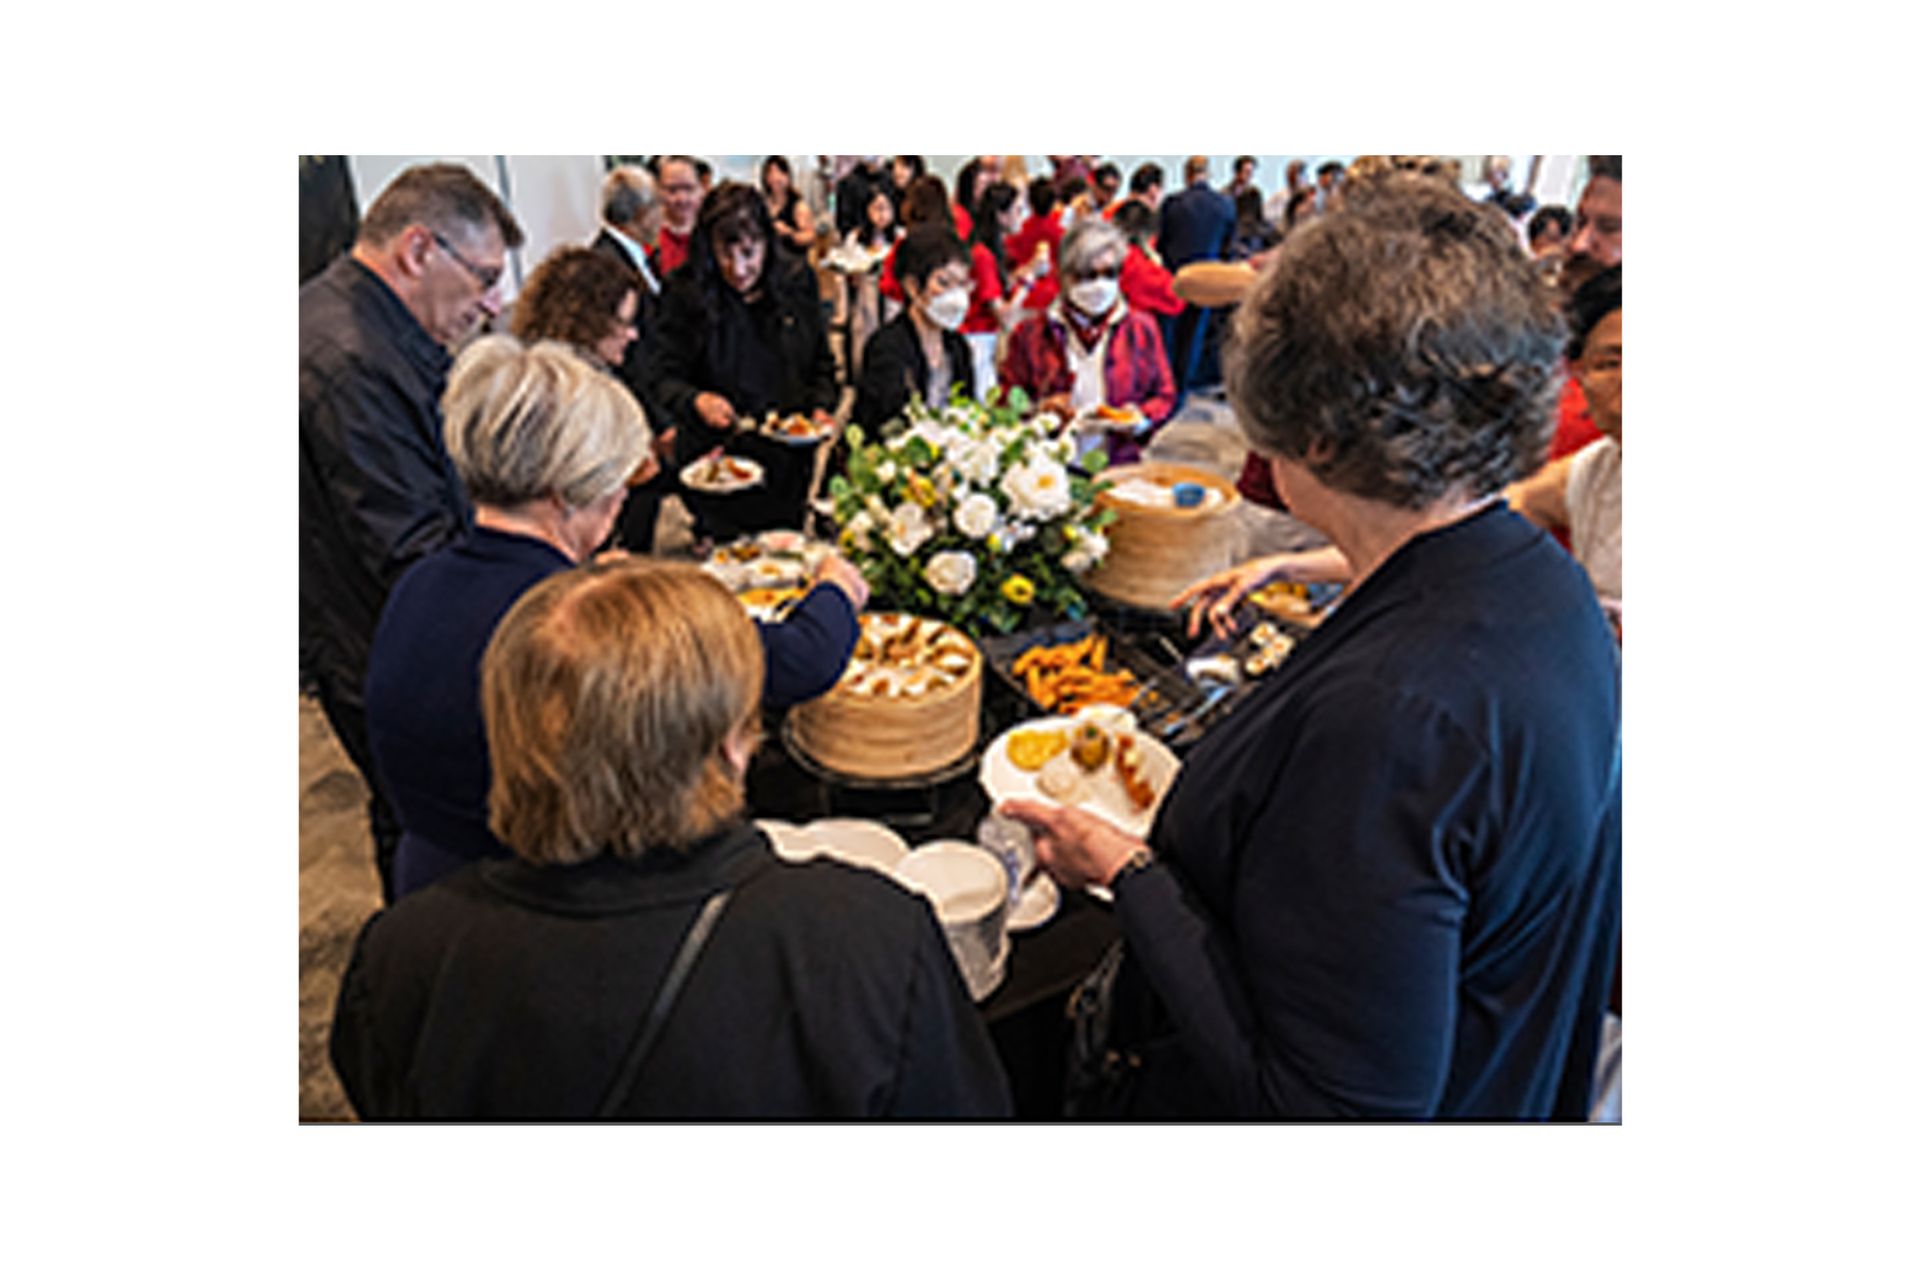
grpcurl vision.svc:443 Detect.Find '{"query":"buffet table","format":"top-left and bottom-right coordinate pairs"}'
top-left (738, 586), bottom-right (1326, 1117)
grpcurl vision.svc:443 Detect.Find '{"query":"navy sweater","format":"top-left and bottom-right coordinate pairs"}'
top-left (364, 527), bottom-right (857, 898)
top-left (1112, 503), bottom-right (1621, 1118)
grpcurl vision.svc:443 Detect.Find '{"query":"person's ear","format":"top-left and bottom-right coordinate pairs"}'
top-left (397, 226), bottom-right (434, 280)
top-left (722, 723), bottom-right (755, 777)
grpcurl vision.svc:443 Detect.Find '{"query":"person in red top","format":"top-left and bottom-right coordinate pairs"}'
top-left (654, 156), bottom-right (703, 278)
top-left (1000, 218), bottom-right (1176, 466)
top-left (1003, 177), bottom-right (1063, 278)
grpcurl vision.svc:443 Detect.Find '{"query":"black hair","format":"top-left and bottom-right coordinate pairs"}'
top-left (1234, 155), bottom-right (1256, 171)
top-left (684, 181), bottom-right (795, 314)
top-left (893, 155), bottom-right (926, 184)
top-left (760, 155), bottom-right (792, 190)
top-left (969, 181), bottom-right (1018, 284)
top-left (1129, 163), bottom-right (1164, 195)
top-left (1027, 177), bottom-right (1057, 218)
top-left (1093, 162), bottom-right (1121, 186)
top-left (851, 185), bottom-right (898, 249)
top-left (1564, 264), bottom-right (1622, 360)
top-left (1227, 175), bottom-right (1564, 509)
top-left (954, 157), bottom-right (989, 216)
top-left (693, 159), bottom-right (713, 183)
top-left (1112, 199), bottom-right (1156, 247)
top-left (895, 224), bottom-right (969, 292)
top-left (1284, 188), bottom-right (1317, 229)
top-left (1234, 189), bottom-right (1265, 225)
top-left (900, 174), bottom-right (955, 230)
top-left (1059, 175), bottom-right (1089, 204)
top-left (1527, 204), bottom-right (1573, 244)
top-left (1588, 155), bottom-right (1623, 183)
top-left (1316, 160), bottom-right (1345, 178)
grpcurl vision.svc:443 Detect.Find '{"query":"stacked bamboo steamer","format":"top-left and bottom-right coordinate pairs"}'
top-left (1080, 462), bottom-right (1243, 611)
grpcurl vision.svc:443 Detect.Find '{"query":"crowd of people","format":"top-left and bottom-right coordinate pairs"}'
top-left (300, 154), bottom-right (1622, 1120)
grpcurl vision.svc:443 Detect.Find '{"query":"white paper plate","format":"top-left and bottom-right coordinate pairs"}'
top-left (1007, 874), bottom-right (1060, 931)
top-left (679, 455), bottom-right (765, 493)
top-left (979, 715), bottom-right (1179, 839)
top-left (804, 818), bottom-right (911, 874)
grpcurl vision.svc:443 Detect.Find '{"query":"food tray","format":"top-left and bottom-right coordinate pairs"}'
top-left (976, 619), bottom-right (1207, 745)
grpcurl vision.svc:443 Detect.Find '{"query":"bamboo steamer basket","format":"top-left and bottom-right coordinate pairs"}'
top-left (1080, 462), bottom-right (1242, 610)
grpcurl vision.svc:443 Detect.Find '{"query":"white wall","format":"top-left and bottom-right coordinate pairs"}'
top-left (347, 155), bottom-right (604, 303)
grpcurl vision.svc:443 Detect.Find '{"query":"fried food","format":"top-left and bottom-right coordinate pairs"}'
top-left (1010, 632), bottom-right (1141, 713)
top-left (1007, 728), bottom-right (1068, 772)
top-left (1113, 733), bottom-right (1156, 810)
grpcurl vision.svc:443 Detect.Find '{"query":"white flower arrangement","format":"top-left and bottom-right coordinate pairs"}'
top-left (827, 389), bottom-right (1116, 632)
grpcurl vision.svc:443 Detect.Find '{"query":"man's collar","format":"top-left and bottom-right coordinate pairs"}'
top-left (603, 224), bottom-right (659, 292)
top-left (338, 253), bottom-right (449, 373)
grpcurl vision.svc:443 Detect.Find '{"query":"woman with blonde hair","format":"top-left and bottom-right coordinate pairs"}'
top-left (363, 335), bottom-right (867, 899)
top-left (333, 559), bottom-right (1010, 1118)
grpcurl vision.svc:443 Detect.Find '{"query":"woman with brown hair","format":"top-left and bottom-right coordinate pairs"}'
top-left (333, 559), bottom-right (1009, 1119)
top-left (511, 245), bottom-right (669, 550)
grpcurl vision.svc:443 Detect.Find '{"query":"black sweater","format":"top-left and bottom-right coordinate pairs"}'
top-left (1111, 503), bottom-right (1621, 1118)
top-left (852, 311), bottom-right (975, 432)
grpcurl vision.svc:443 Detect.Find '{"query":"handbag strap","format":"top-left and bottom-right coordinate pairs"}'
top-left (595, 888), bottom-right (734, 1118)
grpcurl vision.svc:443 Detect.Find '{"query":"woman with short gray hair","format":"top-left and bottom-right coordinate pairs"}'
top-left (1004, 176), bottom-right (1620, 1118)
top-left (364, 335), bottom-right (868, 898)
top-left (998, 215), bottom-right (1176, 464)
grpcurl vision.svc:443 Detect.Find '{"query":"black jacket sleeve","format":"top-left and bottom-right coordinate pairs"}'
top-left (306, 356), bottom-right (467, 592)
top-left (327, 911), bottom-right (400, 1119)
top-left (788, 276), bottom-right (839, 416)
top-left (852, 322), bottom-right (920, 431)
top-left (646, 278), bottom-right (710, 432)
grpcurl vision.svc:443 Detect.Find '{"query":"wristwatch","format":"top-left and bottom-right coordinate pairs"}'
top-left (1107, 846), bottom-right (1155, 894)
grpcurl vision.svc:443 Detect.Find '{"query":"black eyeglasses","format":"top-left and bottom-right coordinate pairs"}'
top-left (431, 231), bottom-right (504, 291)
top-left (1076, 265), bottom-right (1121, 281)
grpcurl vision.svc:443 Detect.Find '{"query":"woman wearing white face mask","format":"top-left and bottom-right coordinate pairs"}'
top-left (852, 225), bottom-right (977, 432)
top-left (1000, 218), bottom-right (1177, 465)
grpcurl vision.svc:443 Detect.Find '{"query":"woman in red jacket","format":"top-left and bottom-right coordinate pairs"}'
top-left (999, 217), bottom-right (1176, 466)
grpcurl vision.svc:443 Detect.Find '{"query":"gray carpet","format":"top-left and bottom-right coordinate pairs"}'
top-left (298, 696), bottom-right (380, 1121)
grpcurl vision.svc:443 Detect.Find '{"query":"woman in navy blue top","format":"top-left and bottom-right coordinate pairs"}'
top-left (1005, 175), bottom-right (1621, 1119)
top-left (366, 336), bottom-right (867, 898)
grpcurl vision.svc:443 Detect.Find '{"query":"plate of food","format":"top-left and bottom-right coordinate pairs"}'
top-left (980, 706), bottom-right (1179, 839)
top-left (1077, 403), bottom-right (1148, 434)
top-left (738, 585), bottom-right (807, 621)
top-left (755, 411), bottom-right (834, 447)
top-left (679, 453), bottom-right (764, 494)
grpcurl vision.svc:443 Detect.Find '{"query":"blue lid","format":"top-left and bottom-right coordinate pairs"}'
top-left (1171, 482), bottom-right (1206, 508)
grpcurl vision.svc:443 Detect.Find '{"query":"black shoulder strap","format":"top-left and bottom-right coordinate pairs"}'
top-left (595, 888), bottom-right (735, 1118)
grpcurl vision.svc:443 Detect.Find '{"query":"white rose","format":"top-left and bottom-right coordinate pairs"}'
top-left (953, 439), bottom-right (1000, 487)
top-left (1002, 457), bottom-right (1073, 521)
top-left (1031, 411), bottom-right (1063, 435)
top-left (924, 550), bottom-right (978, 596)
top-left (1063, 529), bottom-right (1109, 574)
top-left (844, 511), bottom-right (876, 552)
top-left (885, 501), bottom-right (933, 557)
top-left (954, 491), bottom-right (999, 540)
top-left (876, 460), bottom-right (898, 485)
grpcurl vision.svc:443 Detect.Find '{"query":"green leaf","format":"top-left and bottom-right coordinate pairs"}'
top-left (845, 423), bottom-right (865, 450)
top-left (827, 475), bottom-right (851, 500)
top-left (1081, 448), bottom-right (1109, 474)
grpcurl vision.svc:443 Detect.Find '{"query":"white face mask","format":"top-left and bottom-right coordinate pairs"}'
top-left (1069, 277), bottom-right (1119, 317)
top-left (925, 287), bottom-right (970, 331)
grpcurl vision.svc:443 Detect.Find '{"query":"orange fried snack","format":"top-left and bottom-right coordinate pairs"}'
top-left (1006, 728), bottom-right (1068, 772)
top-left (1010, 633), bottom-right (1140, 714)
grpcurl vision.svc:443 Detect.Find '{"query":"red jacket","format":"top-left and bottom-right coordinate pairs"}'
top-left (999, 304), bottom-right (1176, 465)
top-left (1022, 245), bottom-right (1183, 319)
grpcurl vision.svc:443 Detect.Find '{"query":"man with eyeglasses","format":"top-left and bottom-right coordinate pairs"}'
top-left (300, 161), bottom-right (524, 903)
